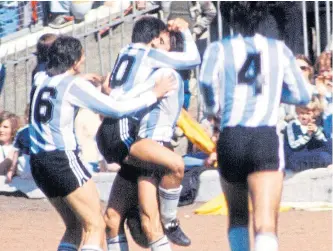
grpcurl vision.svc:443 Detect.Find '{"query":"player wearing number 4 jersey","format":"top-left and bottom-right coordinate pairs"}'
top-left (29, 36), bottom-right (175, 251)
top-left (97, 17), bottom-right (200, 250)
top-left (199, 3), bottom-right (312, 251)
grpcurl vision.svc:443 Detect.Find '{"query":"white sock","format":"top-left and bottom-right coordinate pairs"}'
top-left (150, 235), bottom-right (172, 251)
top-left (107, 234), bottom-right (129, 251)
top-left (57, 242), bottom-right (78, 251)
top-left (81, 245), bottom-right (103, 251)
top-left (255, 233), bottom-right (278, 251)
top-left (158, 185), bottom-right (182, 228)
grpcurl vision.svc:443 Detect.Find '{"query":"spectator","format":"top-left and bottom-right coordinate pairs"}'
top-left (296, 54), bottom-right (314, 85)
top-left (7, 104), bottom-right (31, 182)
top-left (0, 111), bottom-right (20, 182)
top-left (315, 51), bottom-right (333, 138)
top-left (32, 33), bottom-right (57, 81)
top-left (284, 97), bottom-right (332, 171)
top-left (48, 1), bottom-right (93, 29)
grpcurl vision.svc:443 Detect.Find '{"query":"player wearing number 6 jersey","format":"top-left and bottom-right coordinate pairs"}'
top-left (199, 3), bottom-right (312, 251)
top-left (29, 36), bottom-right (175, 251)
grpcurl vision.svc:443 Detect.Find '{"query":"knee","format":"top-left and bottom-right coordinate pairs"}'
top-left (170, 155), bottom-right (184, 181)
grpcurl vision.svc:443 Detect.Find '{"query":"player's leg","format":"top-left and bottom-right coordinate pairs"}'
top-left (216, 127), bottom-right (251, 251)
top-left (128, 139), bottom-right (190, 246)
top-left (247, 171), bottom-right (283, 251)
top-left (49, 197), bottom-right (82, 251)
top-left (220, 178), bottom-right (250, 251)
top-left (138, 176), bottom-right (172, 251)
top-left (247, 126), bottom-right (284, 251)
top-left (64, 179), bottom-right (106, 250)
top-left (104, 172), bottom-right (138, 251)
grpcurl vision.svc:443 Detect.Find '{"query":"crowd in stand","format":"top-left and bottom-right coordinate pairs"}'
top-left (0, 1), bottom-right (332, 186)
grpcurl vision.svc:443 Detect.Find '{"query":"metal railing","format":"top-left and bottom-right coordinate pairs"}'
top-left (0, 4), bottom-right (160, 115)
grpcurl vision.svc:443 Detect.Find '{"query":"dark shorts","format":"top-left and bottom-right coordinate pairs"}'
top-left (96, 117), bottom-right (138, 164)
top-left (118, 141), bottom-right (172, 183)
top-left (217, 126), bottom-right (282, 183)
top-left (31, 150), bottom-right (92, 198)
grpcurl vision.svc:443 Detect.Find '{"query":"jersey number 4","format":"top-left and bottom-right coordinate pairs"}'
top-left (238, 53), bottom-right (262, 95)
top-left (34, 87), bottom-right (57, 123)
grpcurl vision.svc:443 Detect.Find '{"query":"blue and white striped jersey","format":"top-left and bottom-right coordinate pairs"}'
top-left (138, 68), bottom-right (184, 142)
top-left (199, 33), bottom-right (313, 130)
top-left (29, 72), bottom-right (158, 154)
top-left (109, 29), bottom-right (200, 101)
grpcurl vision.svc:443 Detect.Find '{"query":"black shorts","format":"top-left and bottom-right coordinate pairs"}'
top-left (31, 150), bottom-right (92, 198)
top-left (96, 117), bottom-right (138, 164)
top-left (217, 126), bottom-right (282, 183)
top-left (118, 141), bottom-right (172, 183)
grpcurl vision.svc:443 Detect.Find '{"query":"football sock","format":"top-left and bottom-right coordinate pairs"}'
top-left (81, 245), bottom-right (103, 251)
top-left (107, 234), bottom-right (129, 251)
top-left (228, 226), bottom-right (249, 251)
top-left (255, 233), bottom-right (278, 251)
top-left (57, 242), bottom-right (78, 251)
top-left (158, 185), bottom-right (182, 229)
top-left (150, 235), bottom-right (172, 251)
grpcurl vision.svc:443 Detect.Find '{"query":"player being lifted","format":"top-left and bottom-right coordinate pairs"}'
top-left (29, 36), bottom-right (176, 251)
top-left (97, 17), bottom-right (200, 250)
top-left (199, 2), bottom-right (312, 251)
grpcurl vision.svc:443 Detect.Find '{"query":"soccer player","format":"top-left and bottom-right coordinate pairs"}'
top-left (29, 35), bottom-right (176, 251)
top-left (199, 2), bottom-right (312, 251)
top-left (97, 16), bottom-right (200, 249)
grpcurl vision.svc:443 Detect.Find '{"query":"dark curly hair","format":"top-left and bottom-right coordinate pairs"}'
top-left (46, 36), bottom-right (83, 77)
top-left (231, 2), bottom-right (269, 36)
top-left (132, 16), bottom-right (167, 44)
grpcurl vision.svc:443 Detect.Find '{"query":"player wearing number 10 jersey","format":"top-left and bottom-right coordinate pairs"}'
top-left (199, 3), bottom-right (312, 251)
top-left (98, 17), bottom-right (200, 250)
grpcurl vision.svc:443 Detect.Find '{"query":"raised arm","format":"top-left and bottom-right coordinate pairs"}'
top-left (199, 42), bottom-right (223, 116)
top-left (146, 19), bottom-right (201, 70)
top-left (281, 44), bottom-right (312, 105)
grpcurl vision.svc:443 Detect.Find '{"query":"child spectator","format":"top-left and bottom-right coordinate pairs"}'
top-left (32, 33), bottom-right (57, 81)
top-left (0, 111), bottom-right (21, 182)
top-left (7, 104), bottom-right (31, 182)
top-left (284, 97), bottom-right (332, 171)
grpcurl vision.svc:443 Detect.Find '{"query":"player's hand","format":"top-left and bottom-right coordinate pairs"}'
top-left (153, 73), bottom-right (177, 99)
top-left (167, 18), bottom-right (189, 32)
top-left (82, 73), bottom-right (103, 87)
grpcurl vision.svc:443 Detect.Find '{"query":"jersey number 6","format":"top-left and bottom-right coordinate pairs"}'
top-left (34, 87), bottom-right (57, 124)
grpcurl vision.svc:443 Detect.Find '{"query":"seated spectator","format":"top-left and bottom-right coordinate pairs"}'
top-left (0, 111), bottom-right (20, 182)
top-left (279, 54), bottom-right (315, 132)
top-left (315, 51), bottom-right (332, 138)
top-left (32, 33), bottom-right (57, 80)
top-left (7, 104), bottom-right (31, 182)
top-left (48, 1), bottom-right (93, 29)
top-left (284, 98), bottom-right (332, 172)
